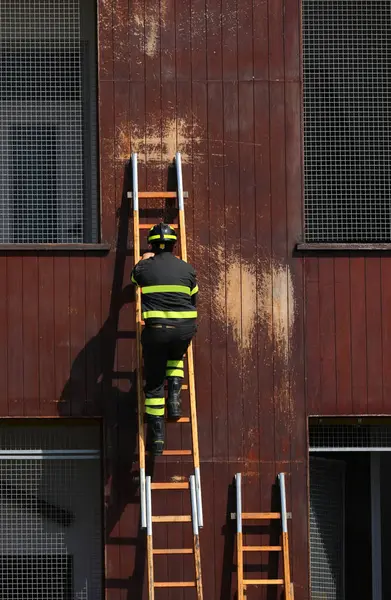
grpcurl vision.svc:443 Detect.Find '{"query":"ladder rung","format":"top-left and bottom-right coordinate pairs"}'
top-left (242, 512), bottom-right (281, 520)
top-left (152, 515), bottom-right (192, 523)
top-left (243, 579), bottom-right (284, 585)
top-left (154, 582), bottom-right (195, 588)
top-left (153, 548), bottom-right (193, 555)
top-left (161, 450), bottom-right (192, 456)
top-left (128, 191), bottom-right (188, 199)
top-left (139, 191), bottom-right (178, 198)
top-left (139, 222), bottom-right (179, 229)
top-left (243, 546), bottom-right (282, 552)
top-left (151, 482), bottom-right (189, 490)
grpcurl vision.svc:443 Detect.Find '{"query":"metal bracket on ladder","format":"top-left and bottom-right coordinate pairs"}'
top-left (129, 152), bottom-right (204, 597)
top-left (233, 472), bottom-right (294, 600)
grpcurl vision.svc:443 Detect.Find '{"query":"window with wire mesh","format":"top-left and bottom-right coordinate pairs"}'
top-left (0, 422), bottom-right (102, 600)
top-left (310, 422), bottom-right (391, 449)
top-left (0, 0), bottom-right (98, 244)
top-left (302, 0), bottom-right (391, 243)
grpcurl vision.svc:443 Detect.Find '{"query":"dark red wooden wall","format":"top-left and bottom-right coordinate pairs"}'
top-left (0, 1), bottom-right (312, 598)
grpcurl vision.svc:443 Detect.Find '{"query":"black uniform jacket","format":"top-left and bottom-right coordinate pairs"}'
top-left (131, 252), bottom-right (198, 326)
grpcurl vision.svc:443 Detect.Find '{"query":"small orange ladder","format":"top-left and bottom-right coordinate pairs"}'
top-left (233, 472), bottom-right (293, 599)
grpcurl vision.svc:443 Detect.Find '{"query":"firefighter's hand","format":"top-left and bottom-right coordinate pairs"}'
top-left (141, 252), bottom-right (155, 260)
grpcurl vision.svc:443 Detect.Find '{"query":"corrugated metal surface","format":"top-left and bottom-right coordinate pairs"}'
top-left (0, 1), bottom-right (308, 598)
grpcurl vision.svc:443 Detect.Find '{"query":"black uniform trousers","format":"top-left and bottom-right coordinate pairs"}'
top-left (141, 322), bottom-right (196, 417)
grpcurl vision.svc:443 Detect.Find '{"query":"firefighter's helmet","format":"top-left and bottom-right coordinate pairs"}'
top-left (147, 222), bottom-right (177, 244)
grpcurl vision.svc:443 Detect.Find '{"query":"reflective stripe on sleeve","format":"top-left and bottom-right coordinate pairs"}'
top-left (190, 285), bottom-right (199, 296)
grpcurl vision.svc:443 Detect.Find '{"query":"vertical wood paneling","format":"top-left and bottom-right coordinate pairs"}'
top-left (23, 257), bottom-right (39, 416)
top-left (318, 258), bottom-right (336, 414)
top-left (350, 258), bottom-right (368, 414)
top-left (7, 257), bottom-right (23, 416)
top-left (382, 260), bottom-right (391, 414)
top-left (38, 257), bottom-right (56, 415)
top-left (253, 0), bottom-right (269, 80)
top-left (334, 257), bottom-right (352, 414)
top-left (366, 258), bottom-right (383, 413)
top-left (305, 258), bottom-right (321, 415)
top-left (270, 81), bottom-right (290, 461)
top-left (254, 81), bottom-right (274, 463)
top-left (54, 257), bottom-right (70, 417)
top-left (85, 257), bottom-right (101, 411)
top-left (0, 258), bottom-right (7, 415)
top-left (69, 257), bottom-right (86, 416)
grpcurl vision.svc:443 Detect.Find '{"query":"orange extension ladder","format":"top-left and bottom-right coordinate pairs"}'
top-left (232, 472), bottom-right (294, 599)
top-left (128, 152), bottom-right (203, 598)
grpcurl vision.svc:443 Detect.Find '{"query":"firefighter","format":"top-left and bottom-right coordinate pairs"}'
top-left (131, 223), bottom-right (198, 456)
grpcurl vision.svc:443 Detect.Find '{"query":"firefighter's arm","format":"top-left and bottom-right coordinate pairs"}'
top-left (131, 254), bottom-right (155, 285)
top-left (190, 270), bottom-right (199, 307)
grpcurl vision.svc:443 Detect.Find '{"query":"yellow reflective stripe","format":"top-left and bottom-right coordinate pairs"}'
top-left (190, 285), bottom-right (199, 296)
top-left (142, 285), bottom-right (191, 295)
top-left (131, 274), bottom-right (138, 285)
top-left (145, 397), bottom-right (165, 406)
top-left (148, 234), bottom-right (177, 241)
top-left (166, 369), bottom-right (184, 377)
top-left (143, 311), bottom-right (197, 319)
top-left (167, 360), bottom-right (184, 368)
top-left (145, 407), bottom-right (165, 416)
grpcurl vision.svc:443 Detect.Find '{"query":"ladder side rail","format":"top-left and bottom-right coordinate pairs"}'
top-left (132, 152), bottom-right (147, 529)
top-left (190, 475), bottom-right (203, 599)
top-left (175, 152), bottom-right (203, 527)
top-left (278, 473), bottom-right (293, 600)
top-left (236, 473), bottom-right (245, 600)
top-left (146, 476), bottom-right (155, 599)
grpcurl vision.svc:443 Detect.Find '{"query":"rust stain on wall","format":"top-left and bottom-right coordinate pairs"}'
top-left (214, 246), bottom-right (257, 354)
top-left (259, 261), bottom-right (296, 421)
top-left (133, 0), bottom-right (168, 59)
top-left (115, 116), bottom-right (203, 164)
top-left (211, 247), bottom-right (296, 419)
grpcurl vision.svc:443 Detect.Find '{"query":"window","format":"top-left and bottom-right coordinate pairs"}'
top-left (0, 0), bottom-right (98, 244)
top-left (0, 421), bottom-right (102, 599)
top-left (302, 1), bottom-right (391, 243)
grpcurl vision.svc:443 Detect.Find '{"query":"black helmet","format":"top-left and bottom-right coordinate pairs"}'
top-left (147, 222), bottom-right (177, 244)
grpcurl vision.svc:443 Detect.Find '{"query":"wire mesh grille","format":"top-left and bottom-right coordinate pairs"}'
top-left (303, 0), bottom-right (391, 242)
top-left (0, 423), bottom-right (102, 600)
top-left (309, 457), bottom-right (345, 600)
top-left (310, 422), bottom-right (391, 449)
top-left (0, 0), bottom-right (98, 243)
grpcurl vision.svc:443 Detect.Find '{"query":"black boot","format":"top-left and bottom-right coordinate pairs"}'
top-left (167, 377), bottom-right (182, 419)
top-left (146, 416), bottom-right (165, 456)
